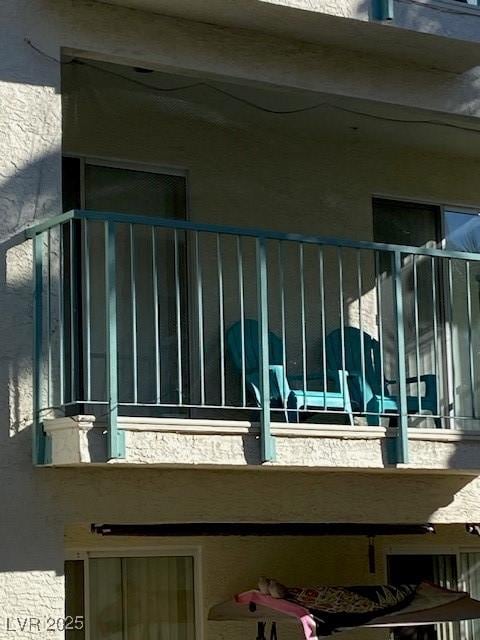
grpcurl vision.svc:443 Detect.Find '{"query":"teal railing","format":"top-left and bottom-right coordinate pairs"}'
top-left (26, 210), bottom-right (480, 464)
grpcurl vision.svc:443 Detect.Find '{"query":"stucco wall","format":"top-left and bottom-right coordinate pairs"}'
top-left (2, 0), bottom-right (480, 637)
top-left (64, 521), bottom-right (480, 640)
top-left (4, 463), bottom-right (480, 639)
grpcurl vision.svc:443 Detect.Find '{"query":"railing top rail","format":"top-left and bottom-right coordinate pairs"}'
top-left (24, 210), bottom-right (76, 237)
top-left (24, 209), bottom-right (480, 261)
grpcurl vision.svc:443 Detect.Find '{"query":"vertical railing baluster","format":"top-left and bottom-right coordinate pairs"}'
top-left (447, 258), bottom-right (456, 423)
top-left (82, 219), bottom-right (91, 403)
top-left (129, 224), bottom-right (138, 405)
top-left (59, 226), bottom-right (64, 408)
top-left (151, 227), bottom-right (161, 404)
top-left (466, 261), bottom-right (475, 419)
top-left (105, 221), bottom-right (124, 459)
top-left (393, 250), bottom-right (408, 463)
top-left (174, 229), bottom-right (183, 406)
top-left (33, 232), bottom-right (45, 464)
top-left (257, 237), bottom-right (273, 462)
top-left (319, 247), bottom-right (327, 407)
top-left (278, 242), bottom-right (287, 406)
top-left (217, 234), bottom-right (226, 407)
top-left (357, 250), bottom-right (366, 414)
top-left (431, 256), bottom-right (440, 423)
top-left (413, 255), bottom-right (422, 413)
top-left (338, 248), bottom-right (346, 409)
top-left (195, 232), bottom-right (205, 405)
top-left (375, 252), bottom-right (385, 414)
top-left (236, 237), bottom-right (246, 407)
top-left (69, 220), bottom-right (75, 404)
top-left (299, 243), bottom-right (307, 403)
top-left (47, 229), bottom-right (52, 410)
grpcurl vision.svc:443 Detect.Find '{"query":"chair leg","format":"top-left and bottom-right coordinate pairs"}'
top-left (286, 394), bottom-right (298, 424)
top-left (342, 382), bottom-right (354, 427)
top-left (366, 397), bottom-right (380, 427)
top-left (286, 411), bottom-right (298, 423)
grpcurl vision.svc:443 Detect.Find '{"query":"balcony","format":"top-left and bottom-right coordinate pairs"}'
top-left (27, 210), bottom-right (480, 469)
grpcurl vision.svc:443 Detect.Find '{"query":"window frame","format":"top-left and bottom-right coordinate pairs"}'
top-left (62, 154), bottom-right (191, 208)
top-left (65, 546), bottom-right (203, 640)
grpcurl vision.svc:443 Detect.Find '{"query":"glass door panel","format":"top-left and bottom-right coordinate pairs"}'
top-left (373, 199), bottom-right (442, 425)
top-left (62, 158), bottom-right (189, 413)
top-left (444, 211), bottom-right (480, 427)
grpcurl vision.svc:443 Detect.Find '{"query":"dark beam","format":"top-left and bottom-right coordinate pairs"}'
top-left (91, 523), bottom-right (435, 537)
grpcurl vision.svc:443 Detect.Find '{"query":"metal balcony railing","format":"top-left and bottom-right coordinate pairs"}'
top-left (26, 210), bottom-right (480, 464)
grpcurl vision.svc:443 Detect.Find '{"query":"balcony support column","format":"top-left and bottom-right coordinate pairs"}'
top-left (257, 237), bottom-right (275, 463)
top-left (392, 250), bottom-right (409, 464)
top-left (32, 232), bottom-right (49, 464)
top-left (105, 221), bottom-right (125, 460)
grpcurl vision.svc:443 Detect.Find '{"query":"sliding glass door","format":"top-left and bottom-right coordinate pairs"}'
top-left (443, 211), bottom-right (480, 427)
top-left (62, 158), bottom-right (189, 413)
top-left (65, 554), bottom-right (197, 640)
top-left (373, 199), bottom-right (480, 428)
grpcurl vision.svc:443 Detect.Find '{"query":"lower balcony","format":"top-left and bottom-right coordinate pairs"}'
top-left (27, 210), bottom-right (480, 469)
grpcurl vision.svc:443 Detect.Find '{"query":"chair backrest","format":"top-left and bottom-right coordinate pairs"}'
top-left (226, 319), bottom-right (286, 404)
top-left (326, 327), bottom-right (383, 400)
top-left (226, 319), bottom-right (284, 374)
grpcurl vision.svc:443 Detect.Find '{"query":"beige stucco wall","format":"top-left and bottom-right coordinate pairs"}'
top-left (62, 61), bottom-right (480, 238)
top-left (3, 463), bottom-right (480, 639)
top-left (2, 0), bottom-right (480, 637)
top-left (64, 521), bottom-right (480, 640)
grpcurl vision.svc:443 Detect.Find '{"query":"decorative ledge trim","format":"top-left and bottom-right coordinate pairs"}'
top-left (43, 416), bottom-right (480, 442)
top-left (43, 415), bottom-right (96, 432)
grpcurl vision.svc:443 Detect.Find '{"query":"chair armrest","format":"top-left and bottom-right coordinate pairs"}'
top-left (406, 374), bottom-right (437, 401)
top-left (385, 374), bottom-right (435, 385)
top-left (387, 374), bottom-right (436, 389)
top-left (405, 374), bottom-right (435, 384)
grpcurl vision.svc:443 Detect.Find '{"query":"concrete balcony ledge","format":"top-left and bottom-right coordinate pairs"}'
top-left (43, 416), bottom-right (480, 472)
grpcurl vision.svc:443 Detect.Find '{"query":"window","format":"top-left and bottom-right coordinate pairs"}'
top-left (65, 553), bottom-right (197, 640)
top-left (386, 552), bottom-right (480, 640)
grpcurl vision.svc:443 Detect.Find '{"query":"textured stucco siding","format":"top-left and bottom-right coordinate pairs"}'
top-left (63, 522), bottom-right (480, 640)
top-left (44, 418), bottom-right (480, 471)
top-left (4, 464), bottom-right (480, 638)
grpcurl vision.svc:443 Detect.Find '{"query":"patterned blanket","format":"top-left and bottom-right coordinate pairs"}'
top-left (211, 579), bottom-right (479, 639)
top-left (285, 583), bottom-right (416, 634)
top-left (256, 578), bottom-right (418, 636)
